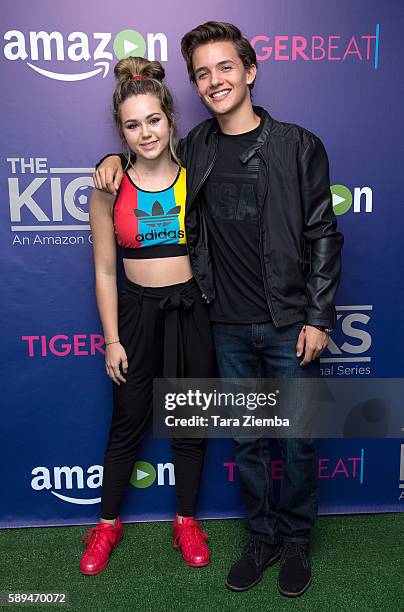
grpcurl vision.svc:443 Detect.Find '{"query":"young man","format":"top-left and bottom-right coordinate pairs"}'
top-left (95, 22), bottom-right (343, 597)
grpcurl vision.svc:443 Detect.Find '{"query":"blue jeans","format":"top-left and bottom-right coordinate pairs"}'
top-left (212, 321), bottom-right (319, 545)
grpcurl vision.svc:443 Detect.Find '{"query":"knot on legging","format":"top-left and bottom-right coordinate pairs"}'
top-left (159, 291), bottom-right (194, 378)
top-left (159, 293), bottom-right (194, 312)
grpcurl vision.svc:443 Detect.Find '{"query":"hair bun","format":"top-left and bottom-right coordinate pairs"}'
top-left (114, 57), bottom-right (165, 83)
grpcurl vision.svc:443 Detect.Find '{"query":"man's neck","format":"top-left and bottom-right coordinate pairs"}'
top-left (216, 97), bottom-right (260, 135)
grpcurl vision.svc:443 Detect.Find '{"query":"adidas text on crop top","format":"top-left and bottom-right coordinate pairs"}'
top-left (113, 166), bottom-right (188, 259)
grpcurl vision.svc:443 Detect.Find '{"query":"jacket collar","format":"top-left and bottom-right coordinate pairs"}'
top-left (205, 106), bottom-right (273, 163)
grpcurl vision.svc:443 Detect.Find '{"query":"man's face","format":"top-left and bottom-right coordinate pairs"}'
top-left (191, 41), bottom-right (256, 117)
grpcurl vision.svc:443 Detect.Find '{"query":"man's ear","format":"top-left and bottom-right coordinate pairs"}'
top-left (246, 63), bottom-right (257, 86)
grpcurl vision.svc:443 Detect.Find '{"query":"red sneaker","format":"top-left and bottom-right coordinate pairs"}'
top-left (80, 518), bottom-right (123, 575)
top-left (173, 515), bottom-right (210, 567)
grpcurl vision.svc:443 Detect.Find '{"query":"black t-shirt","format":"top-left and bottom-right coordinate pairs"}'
top-left (202, 124), bottom-right (271, 323)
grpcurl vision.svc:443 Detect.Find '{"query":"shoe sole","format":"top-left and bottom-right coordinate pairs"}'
top-left (225, 551), bottom-right (281, 592)
top-left (80, 532), bottom-right (123, 576)
top-left (185, 559), bottom-right (210, 568)
top-left (277, 575), bottom-right (312, 598)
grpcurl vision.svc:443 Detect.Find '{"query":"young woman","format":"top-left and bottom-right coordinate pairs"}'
top-left (80, 56), bottom-right (216, 576)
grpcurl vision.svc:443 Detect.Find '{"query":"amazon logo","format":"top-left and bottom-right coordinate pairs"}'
top-left (3, 29), bottom-right (168, 82)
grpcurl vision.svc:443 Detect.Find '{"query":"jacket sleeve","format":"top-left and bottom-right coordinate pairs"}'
top-left (298, 134), bottom-right (344, 328)
top-left (94, 153), bottom-right (131, 170)
top-left (179, 136), bottom-right (187, 167)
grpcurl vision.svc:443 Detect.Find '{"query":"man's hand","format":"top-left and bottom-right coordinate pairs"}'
top-left (296, 325), bottom-right (329, 367)
top-left (93, 155), bottom-right (123, 195)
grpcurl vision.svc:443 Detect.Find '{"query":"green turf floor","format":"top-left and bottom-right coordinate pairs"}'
top-left (0, 514), bottom-right (403, 612)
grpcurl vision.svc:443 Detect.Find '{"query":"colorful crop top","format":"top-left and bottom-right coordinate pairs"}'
top-left (113, 166), bottom-right (188, 259)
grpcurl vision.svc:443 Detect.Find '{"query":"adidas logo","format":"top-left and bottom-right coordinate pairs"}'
top-left (134, 200), bottom-right (180, 229)
top-left (134, 200), bottom-right (184, 243)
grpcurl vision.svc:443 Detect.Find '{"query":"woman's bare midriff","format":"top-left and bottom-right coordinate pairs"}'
top-left (123, 255), bottom-right (193, 287)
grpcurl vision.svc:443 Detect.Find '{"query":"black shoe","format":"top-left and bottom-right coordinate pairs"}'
top-left (225, 536), bottom-right (281, 592)
top-left (277, 542), bottom-right (311, 597)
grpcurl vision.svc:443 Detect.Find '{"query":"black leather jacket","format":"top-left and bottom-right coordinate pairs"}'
top-left (181, 106), bottom-right (343, 329)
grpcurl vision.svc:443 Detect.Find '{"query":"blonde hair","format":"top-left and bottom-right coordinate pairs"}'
top-left (112, 56), bottom-right (180, 167)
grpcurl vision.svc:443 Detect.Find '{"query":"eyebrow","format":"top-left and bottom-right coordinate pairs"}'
top-left (194, 59), bottom-right (236, 76)
top-left (123, 113), bottom-right (161, 124)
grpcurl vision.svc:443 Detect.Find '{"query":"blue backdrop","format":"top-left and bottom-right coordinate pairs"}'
top-left (1, 0), bottom-right (403, 528)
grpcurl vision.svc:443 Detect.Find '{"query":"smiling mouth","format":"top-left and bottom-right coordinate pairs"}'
top-left (140, 141), bottom-right (158, 149)
top-left (209, 89), bottom-right (231, 100)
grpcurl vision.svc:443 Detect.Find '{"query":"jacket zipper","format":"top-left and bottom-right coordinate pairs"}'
top-left (186, 137), bottom-right (218, 303)
top-left (257, 150), bottom-right (279, 327)
top-left (187, 137), bottom-right (218, 212)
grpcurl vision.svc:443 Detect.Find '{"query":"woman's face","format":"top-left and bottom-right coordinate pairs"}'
top-left (120, 93), bottom-right (171, 161)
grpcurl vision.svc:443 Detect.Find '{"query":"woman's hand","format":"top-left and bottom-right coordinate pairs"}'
top-left (93, 155), bottom-right (123, 195)
top-left (105, 342), bottom-right (128, 385)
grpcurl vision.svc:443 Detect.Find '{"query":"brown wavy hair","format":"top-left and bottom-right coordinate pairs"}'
top-left (112, 56), bottom-right (180, 166)
top-left (181, 21), bottom-right (257, 90)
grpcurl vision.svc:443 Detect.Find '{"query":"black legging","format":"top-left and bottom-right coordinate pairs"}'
top-left (100, 275), bottom-right (216, 519)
